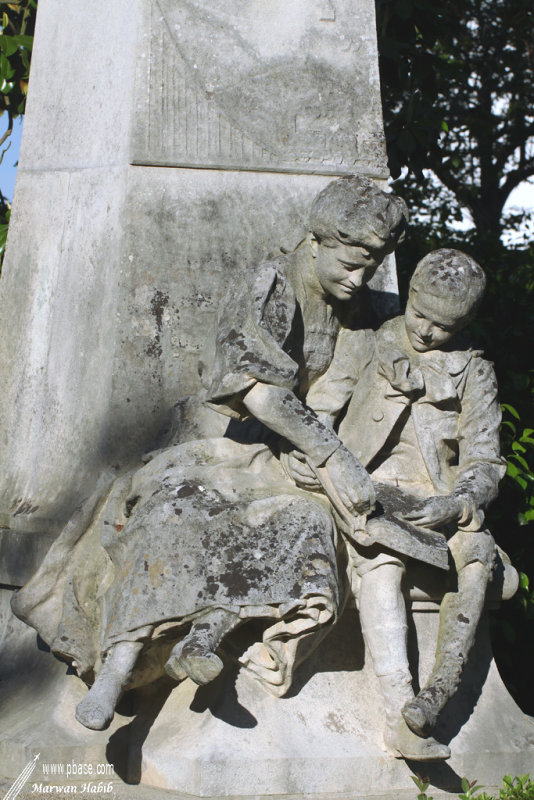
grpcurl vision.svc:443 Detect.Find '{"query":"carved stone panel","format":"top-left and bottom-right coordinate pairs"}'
top-left (132, 0), bottom-right (388, 176)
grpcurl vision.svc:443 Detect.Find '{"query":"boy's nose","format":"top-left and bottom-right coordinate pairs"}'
top-left (418, 322), bottom-right (433, 339)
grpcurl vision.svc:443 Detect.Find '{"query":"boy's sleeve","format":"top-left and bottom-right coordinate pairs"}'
top-left (454, 354), bottom-right (507, 522)
top-left (306, 328), bottom-right (374, 426)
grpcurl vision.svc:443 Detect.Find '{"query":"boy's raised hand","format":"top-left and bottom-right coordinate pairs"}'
top-left (401, 494), bottom-right (465, 529)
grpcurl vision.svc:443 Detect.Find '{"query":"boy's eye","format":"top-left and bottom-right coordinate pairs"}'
top-left (337, 229), bottom-right (350, 240)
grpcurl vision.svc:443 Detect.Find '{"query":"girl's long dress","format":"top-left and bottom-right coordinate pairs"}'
top-left (12, 249), bottom-right (363, 691)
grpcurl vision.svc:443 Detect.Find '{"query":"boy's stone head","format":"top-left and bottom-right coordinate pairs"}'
top-left (308, 176), bottom-right (409, 301)
top-left (405, 249), bottom-right (486, 352)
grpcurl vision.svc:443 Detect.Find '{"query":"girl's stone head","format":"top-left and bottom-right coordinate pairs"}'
top-left (308, 176), bottom-right (408, 300)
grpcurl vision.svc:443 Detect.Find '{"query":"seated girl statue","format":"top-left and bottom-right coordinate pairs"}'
top-left (301, 249), bottom-right (507, 761)
top-left (11, 176), bottom-right (407, 731)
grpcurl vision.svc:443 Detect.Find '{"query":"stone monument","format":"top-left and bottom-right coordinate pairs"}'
top-left (0, 1), bottom-right (532, 798)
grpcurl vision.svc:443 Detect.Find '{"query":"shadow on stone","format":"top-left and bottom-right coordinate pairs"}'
top-left (407, 608), bottom-right (422, 695)
top-left (190, 662), bottom-right (257, 729)
top-left (435, 613), bottom-right (493, 745)
top-left (406, 759), bottom-right (463, 794)
top-left (107, 677), bottom-right (175, 784)
top-left (285, 607), bottom-right (366, 699)
top-left (369, 288), bottom-right (401, 319)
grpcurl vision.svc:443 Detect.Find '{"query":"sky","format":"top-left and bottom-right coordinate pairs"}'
top-left (0, 115), bottom-right (23, 201)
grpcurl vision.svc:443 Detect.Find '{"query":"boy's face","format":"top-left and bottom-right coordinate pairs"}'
top-left (313, 238), bottom-right (384, 301)
top-left (405, 289), bottom-right (466, 352)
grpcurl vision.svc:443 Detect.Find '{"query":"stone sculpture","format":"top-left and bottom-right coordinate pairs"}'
top-left (305, 249), bottom-right (507, 760)
top-left (11, 176), bottom-right (408, 733)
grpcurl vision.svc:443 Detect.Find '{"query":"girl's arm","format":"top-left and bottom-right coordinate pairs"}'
top-left (243, 382), bottom-right (375, 515)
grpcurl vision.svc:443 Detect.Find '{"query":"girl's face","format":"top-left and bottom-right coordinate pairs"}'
top-left (405, 289), bottom-right (465, 352)
top-left (313, 238), bottom-right (382, 301)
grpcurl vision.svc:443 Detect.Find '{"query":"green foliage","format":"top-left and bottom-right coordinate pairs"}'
top-left (0, 191), bottom-right (9, 261)
top-left (376, 0), bottom-right (534, 239)
top-left (496, 774), bottom-right (534, 800)
top-left (500, 406), bottom-right (534, 526)
top-left (412, 774), bottom-right (534, 800)
top-left (377, 0), bottom-right (534, 714)
top-left (459, 777), bottom-right (485, 800)
top-left (411, 774), bottom-right (434, 800)
top-left (0, 1), bottom-right (36, 122)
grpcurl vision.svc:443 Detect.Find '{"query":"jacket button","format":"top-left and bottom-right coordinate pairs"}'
top-left (372, 409), bottom-right (384, 422)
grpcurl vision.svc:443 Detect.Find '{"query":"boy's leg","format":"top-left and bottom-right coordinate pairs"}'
top-left (75, 639), bottom-right (145, 730)
top-left (165, 608), bottom-right (241, 685)
top-left (357, 555), bottom-right (450, 761)
top-left (402, 531), bottom-right (495, 736)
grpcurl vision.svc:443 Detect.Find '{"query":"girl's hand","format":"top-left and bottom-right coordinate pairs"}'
top-left (324, 445), bottom-right (375, 515)
top-left (281, 450), bottom-right (322, 489)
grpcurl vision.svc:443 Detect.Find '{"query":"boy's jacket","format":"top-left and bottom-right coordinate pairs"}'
top-left (307, 316), bottom-right (506, 523)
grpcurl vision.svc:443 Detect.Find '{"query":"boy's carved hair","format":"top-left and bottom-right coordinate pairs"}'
top-left (411, 248), bottom-right (486, 318)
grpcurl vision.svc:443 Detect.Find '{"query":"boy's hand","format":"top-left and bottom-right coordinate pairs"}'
top-left (401, 494), bottom-right (464, 529)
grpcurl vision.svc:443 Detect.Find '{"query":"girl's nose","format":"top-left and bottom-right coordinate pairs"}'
top-left (348, 270), bottom-right (365, 288)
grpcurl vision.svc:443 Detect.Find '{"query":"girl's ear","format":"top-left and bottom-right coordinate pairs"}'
top-left (310, 235), bottom-right (319, 258)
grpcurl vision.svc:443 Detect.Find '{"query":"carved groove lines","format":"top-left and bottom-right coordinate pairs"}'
top-left (136, 3), bottom-right (273, 169)
top-left (133, 0), bottom-right (387, 175)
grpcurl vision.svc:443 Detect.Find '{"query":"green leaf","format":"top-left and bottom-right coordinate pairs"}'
top-left (11, 34), bottom-right (33, 50)
top-left (501, 420), bottom-right (517, 435)
top-left (511, 441), bottom-right (527, 454)
top-left (0, 35), bottom-right (20, 57)
top-left (508, 453), bottom-right (530, 471)
top-left (502, 404), bottom-right (521, 420)
top-left (0, 78), bottom-right (15, 93)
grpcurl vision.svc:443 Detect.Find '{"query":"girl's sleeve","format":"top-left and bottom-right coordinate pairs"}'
top-left (206, 261), bottom-right (300, 418)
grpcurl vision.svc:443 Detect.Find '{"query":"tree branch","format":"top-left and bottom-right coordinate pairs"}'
top-left (499, 158), bottom-right (534, 203)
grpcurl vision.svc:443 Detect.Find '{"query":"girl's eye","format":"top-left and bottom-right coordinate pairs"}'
top-left (337, 229), bottom-right (350, 239)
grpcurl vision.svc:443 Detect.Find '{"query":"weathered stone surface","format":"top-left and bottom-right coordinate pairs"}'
top-left (306, 250), bottom-right (512, 760)
top-left (0, 0), bottom-right (394, 541)
top-left (132, 0), bottom-right (387, 176)
top-left (0, 604), bottom-right (531, 798)
top-left (0, 0), bottom-right (532, 795)
top-left (18, 0), bottom-right (139, 170)
top-left (12, 176), bottom-right (408, 736)
top-left (0, 167), bottom-right (127, 531)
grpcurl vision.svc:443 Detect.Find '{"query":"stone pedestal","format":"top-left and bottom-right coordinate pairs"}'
top-left (0, 598), bottom-right (532, 799)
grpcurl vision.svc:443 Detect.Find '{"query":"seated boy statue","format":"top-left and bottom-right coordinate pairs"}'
top-left (302, 249), bottom-right (506, 760)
